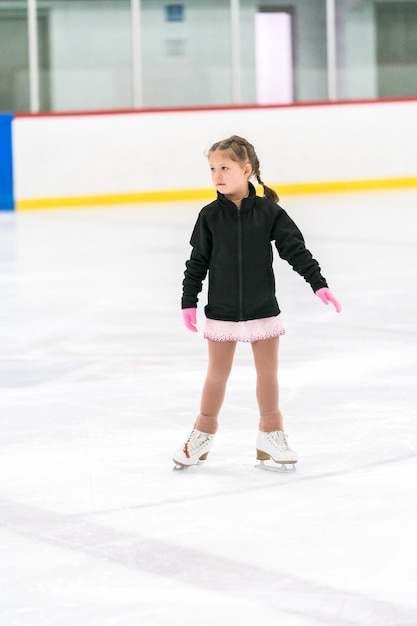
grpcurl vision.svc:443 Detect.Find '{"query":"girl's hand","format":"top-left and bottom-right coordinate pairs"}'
top-left (315, 288), bottom-right (342, 313)
top-left (182, 308), bottom-right (198, 332)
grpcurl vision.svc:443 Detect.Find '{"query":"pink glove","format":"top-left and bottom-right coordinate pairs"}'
top-left (182, 308), bottom-right (198, 332)
top-left (315, 288), bottom-right (342, 313)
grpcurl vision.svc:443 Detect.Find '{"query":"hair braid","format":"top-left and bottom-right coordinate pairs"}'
top-left (208, 135), bottom-right (279, 203)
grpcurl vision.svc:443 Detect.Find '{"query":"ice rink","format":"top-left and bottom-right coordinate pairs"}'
top-left (0, 189), bottom-right (416, 625)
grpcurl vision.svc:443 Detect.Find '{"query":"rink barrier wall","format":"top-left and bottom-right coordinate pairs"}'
top-left (6, 98), bottom-right (417, 211)
top-left (0, 114), bottom-right (14, 211)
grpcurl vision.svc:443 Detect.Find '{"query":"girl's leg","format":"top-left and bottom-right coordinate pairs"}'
top-left (194, 340), bottom-right (237, 434)
top-left (251, 336), bottom-right (284, 432)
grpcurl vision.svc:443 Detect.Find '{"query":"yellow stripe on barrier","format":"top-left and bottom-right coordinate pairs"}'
top-left (16, 176), bottom-right (417, 210)
top-left (278, 177), bottom-right (417, 195)
top-left (16, 188), bottom-right (215, 210)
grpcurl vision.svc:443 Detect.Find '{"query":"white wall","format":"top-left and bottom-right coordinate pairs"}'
top-left (12, 99), bottom-right (417, 206)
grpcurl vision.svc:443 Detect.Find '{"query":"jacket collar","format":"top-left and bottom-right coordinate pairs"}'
top-left (217, 182), bottom-right (257, 213)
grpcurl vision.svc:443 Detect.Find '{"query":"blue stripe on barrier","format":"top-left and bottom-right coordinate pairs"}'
top-left (0, 114), bottom-right (14, 211)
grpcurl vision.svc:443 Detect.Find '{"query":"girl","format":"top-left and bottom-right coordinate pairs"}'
top-left (173, 135), bottom-right (341, 469)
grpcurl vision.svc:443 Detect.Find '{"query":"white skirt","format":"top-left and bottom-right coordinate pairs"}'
top-left (204, 315), bottom-right (285, 343)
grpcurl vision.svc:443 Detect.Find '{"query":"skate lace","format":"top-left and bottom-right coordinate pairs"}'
top-left (269, 431), bottom-right (290, 451)
top-left (183, 431), bottom-right (210, 459)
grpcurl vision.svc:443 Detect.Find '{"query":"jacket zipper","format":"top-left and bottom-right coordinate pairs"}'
top-left (237, 208), bottom-right (243, 320)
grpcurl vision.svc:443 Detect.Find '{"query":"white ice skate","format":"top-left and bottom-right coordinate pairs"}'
top-left (255, 430), bottom-right (297, 473)
top-left (173, 428), bottom-right (215, 470)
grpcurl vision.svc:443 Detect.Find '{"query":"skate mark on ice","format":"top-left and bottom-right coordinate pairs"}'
top-left (1, 496), bottom-right (415, 626)
top-left (80, 451), bottom-right (417, 517)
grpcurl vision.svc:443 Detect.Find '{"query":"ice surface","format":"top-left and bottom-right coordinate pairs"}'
top-left (0, 190), bottom-right (416, 625)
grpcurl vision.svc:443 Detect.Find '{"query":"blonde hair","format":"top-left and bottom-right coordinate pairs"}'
top-left (208, 135), bottom-right (279, 203)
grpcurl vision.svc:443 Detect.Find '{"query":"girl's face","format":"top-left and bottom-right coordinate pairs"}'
top-left (208, 150), bottom-right (252, 203)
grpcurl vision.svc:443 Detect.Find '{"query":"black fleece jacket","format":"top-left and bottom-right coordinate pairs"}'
top-left (181, 183), bottom-right (328, 322)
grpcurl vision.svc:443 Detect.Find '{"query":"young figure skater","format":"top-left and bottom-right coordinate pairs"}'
top-left (173, 135), bottom-right (341, 468)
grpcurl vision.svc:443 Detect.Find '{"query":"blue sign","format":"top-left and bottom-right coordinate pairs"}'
top-left (166, 4), bottom-right (184, 22)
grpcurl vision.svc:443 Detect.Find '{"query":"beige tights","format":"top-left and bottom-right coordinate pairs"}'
top-left (194, 337), bottom-right (283, 434)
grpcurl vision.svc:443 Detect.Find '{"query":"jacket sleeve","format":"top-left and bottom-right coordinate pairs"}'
top-left (272, 207), bottom-right (328, 292)
top-left (181, 213), bottom-right (212, 309)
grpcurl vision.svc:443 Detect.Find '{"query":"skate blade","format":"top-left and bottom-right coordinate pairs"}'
top-left (173, 460), bottom-right (204, 472)
top-left (255, 460), bottom-right (296, 473)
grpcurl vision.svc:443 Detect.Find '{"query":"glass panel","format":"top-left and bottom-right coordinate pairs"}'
top-left (375, 1), bottom-right (417, 98)
top-left (291, 0), bottom-right (328, 102)
top-left (141, 0), bottom-right (328, 108)
top-left (3, 0), bottom-right (417, 113)
top-left (39, 0), bottom-right (132, 112)
top-left (336, 0), bottom-right (417, 101)
top-left (336, 0), bottom-right (378, 100)
top-left (247, 0), bottom-right (328, 104)
top-left (0, 1), bottom-right (30, 112)
top-left (141, 0), bottom-right (232, 107)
